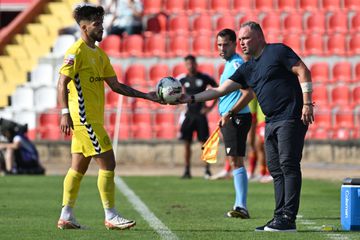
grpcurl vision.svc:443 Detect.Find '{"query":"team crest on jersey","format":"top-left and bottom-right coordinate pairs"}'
top-left (195, 79), bottom-right (203, 87)
top-left (64, 54), bottom-right (75, 65)
top-left (233, 61), bottom-right (241, 69)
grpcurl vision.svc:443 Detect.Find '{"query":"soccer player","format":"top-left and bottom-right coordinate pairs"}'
top-left (245, 98), bottom-right (258, 180)
top-left (178, 55), bottom-right (218, 179)
top-left (177, 21), bottom-right (314, 232)
top-left (56, 4), bottom-right (157, 230)
top-left (215, 29), bottom-right (252, 218)
top-left (247, 98), bottom-right (272, 183)
top-left (254, 100), bottom-right (272, 183)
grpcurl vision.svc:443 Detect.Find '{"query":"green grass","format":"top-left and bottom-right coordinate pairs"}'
top-left (0, 175), bottom-right (359, 240)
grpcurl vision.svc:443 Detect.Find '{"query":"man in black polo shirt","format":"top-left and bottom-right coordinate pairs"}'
top-left (177, 22), bottom-right (314, 232)
top-left (178, 55), bottom-right (218, 179)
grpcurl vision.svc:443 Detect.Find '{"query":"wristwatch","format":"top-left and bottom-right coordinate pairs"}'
top-left (227, 110), bottom-right (234, 117)
top-left (190, 95), bottom-right (196, 104)
top-left (304, 102), bottom-right (315, 107)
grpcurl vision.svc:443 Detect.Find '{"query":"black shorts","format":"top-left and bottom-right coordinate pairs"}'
top-left (220, 113), bottom-right (252, 157)
top-left (179, 113), bottom-right (209, 142)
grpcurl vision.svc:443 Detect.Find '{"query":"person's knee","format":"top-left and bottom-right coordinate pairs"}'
top-left (279, 161), bottom-right (301, 176)
top-left (95, 150), bottom-right (116, 171)
top-left (71, 153), bottom-right (91, 174)
top-left (71, 164), bottom-right (89, 175)
top-left (230, 156), bottom-right (245, 168)
top-left (267, 160), bottom-right (281, 175)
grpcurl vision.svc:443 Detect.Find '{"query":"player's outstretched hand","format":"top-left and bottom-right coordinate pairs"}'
top-left (145, 91), bottom-right (164, 104)
top-left (178, 94), bottom-right (191, 104)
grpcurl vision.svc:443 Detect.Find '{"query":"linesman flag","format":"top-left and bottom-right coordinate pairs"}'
top-left (201, 126), bottom-right (220, 164)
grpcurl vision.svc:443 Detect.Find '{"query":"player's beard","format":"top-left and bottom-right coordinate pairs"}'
top-left (91, 30), bottom-right (103, 42)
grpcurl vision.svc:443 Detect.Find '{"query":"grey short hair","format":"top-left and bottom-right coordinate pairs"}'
top-left (240, 21), bottom-right (265, 38)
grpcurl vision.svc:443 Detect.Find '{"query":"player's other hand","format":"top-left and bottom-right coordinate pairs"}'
top-left (219, 113), bottom-right (231, 127)
top-left (301, 105), bottom-right (314, 125)
top-left (60, 114), bottom-right (73, 136)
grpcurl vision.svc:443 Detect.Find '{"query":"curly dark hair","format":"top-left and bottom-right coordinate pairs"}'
top-left (73, 4), bottom-right (104, 25)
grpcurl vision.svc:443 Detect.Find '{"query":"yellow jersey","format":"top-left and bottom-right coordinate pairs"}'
top-left (60, 38), bottom-right (115, 126)
top-left (248, 98), bottom-right (266, 123)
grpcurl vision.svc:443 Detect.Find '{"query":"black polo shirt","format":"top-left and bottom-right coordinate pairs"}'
top-left (229, 43), bottom-right (303, 123)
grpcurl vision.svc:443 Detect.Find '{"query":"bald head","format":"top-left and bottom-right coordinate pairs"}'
top-left (238, 21), bottom-right (266, 58)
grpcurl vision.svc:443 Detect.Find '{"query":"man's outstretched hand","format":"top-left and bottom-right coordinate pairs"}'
top-left (178, 94), bottom-right (191, 104)
top-left (145, 92), bottom-right (192, 105)
top-left (145, 91), bottom-right (164, 103)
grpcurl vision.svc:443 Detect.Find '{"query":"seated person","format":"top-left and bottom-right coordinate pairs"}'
top-left (108, 0), bottom-right (143, 37)
top-left (0, 119), bottom-right (45, 175)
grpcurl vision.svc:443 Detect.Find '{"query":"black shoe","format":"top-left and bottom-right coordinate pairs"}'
top-left (255, 218), bottom-right (275, 231)
top-left (264, 215), bottom-right (296, 232)
top-left (226, 207), bottom-right (250, 219)
top-left (181, 172), bottom-right (192, 179)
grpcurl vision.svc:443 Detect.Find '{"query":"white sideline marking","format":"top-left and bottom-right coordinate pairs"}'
top-left (326, 234), bottom-right (350, 240)
top-left (297, 215), bottom-right (350, 240)
top-left (115, 176), bottom-right (179, 240)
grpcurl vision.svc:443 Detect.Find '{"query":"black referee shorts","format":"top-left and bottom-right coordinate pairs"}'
top-left (179, 113), bottom-right (209, 143)
top-left (220, 113), bottom-right (252, 157)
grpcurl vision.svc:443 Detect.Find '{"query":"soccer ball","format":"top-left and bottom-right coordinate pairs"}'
top-left (156, 77), bottom-right (182, 103)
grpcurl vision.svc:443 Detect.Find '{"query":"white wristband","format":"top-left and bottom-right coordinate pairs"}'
top-left (301, 82), bottom-right (313, 93)
top-left (61, 108), bottom-right (70, 115)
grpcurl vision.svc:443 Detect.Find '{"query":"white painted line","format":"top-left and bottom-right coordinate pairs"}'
top-left (298, 214), bottom-right (350, 240)
top-left (115, 176), bottom-right (179, 240)
top-left (301, 220), bottom-right (316, 225)
top-left (326, 234), bottom-right (349, 240)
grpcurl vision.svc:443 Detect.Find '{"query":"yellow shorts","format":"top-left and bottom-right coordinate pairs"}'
top-left (248, 98), bottom-right (258, 114)
top-left (71, 124), bottom-right (112, 157)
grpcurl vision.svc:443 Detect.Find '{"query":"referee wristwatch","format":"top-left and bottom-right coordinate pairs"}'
top-left (227, 110), bottom-right (234, 117)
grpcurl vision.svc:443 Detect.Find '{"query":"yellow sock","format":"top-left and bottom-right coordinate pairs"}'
top-left (62, 168), bottom-right (84, 207)
top-left (97, 169), bottom-right (115, 209)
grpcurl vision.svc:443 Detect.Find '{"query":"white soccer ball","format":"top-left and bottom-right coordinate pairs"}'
top-left (156, 77), bottom-right (182, 104)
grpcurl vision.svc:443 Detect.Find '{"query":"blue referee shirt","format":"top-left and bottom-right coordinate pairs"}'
top-left (218, 53), bottom-right (250, 116)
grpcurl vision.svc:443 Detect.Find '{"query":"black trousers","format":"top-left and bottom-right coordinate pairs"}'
top-left (265, 119), bottom-right (308, 221)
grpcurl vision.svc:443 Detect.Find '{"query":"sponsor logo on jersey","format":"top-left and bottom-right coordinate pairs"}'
top-left (64, 54), bottom-right (75, 65)
top-left (89, 76), bottom-right (105, 82)
top-left (233, 61), bottom-right (241, 69)
top-left (103, 135), bottom-right (111, 146)
top-left (195, 79), bottom-right (204, 87)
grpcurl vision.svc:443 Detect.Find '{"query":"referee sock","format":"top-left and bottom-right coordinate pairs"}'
top-left (233, 167), bottom-right (248, 209)
top-left (62, 168), bottom-right (84, 208)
